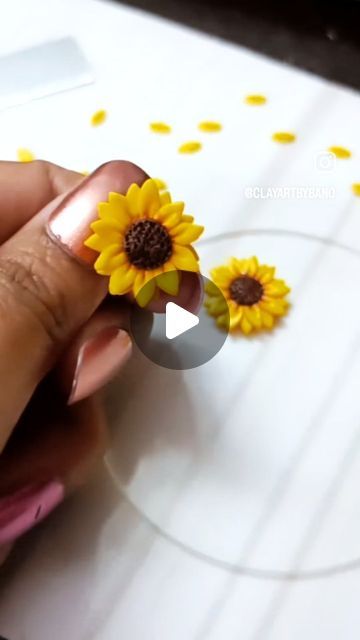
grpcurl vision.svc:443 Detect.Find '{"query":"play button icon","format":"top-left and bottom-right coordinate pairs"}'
top-left (130, 273), bottom-right (229, 370)
top-left (165, 302), bottom-right (199, 340)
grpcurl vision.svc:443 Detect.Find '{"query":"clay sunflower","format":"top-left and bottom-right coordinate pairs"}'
top-left (84, 178), bottom-right (204, 307)
top-left (205, 257), bottom-right (290, 335)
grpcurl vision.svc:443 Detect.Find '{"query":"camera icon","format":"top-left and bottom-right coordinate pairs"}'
top-left (315, 151), bottom-right (336, 171)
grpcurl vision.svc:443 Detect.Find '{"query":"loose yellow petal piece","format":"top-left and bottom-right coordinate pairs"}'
top-left (150, 122), bottom-right (172, 134)
top-left (178, 141), bottom-right (202, 154)
top-left (198, 121), bottom-right (222, 133)
top-left (244, 94), bottom-right (267, 106)
top-left (352, 183), bottom-right (360, 197)
top-left (91, 109), bottom-right (107, 127)
top-left (272, 131), bottom-right (296, 144)
top-left (328, 146), bottom-right (351, 159)
top-left (156, 270), bottom-right (180, 296)
top-left (17, 148), bottom-right (35, 163)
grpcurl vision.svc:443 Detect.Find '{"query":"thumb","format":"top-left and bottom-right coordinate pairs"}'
top-left (0, 160), bottom-right (147, 447)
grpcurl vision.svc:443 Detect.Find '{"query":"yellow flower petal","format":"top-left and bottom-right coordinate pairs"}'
top-left (205, 298), bottom-right (228, 315)
top-left (228, 258), bottom-right (241, 275)
top-left (182, 214), bottom-right (194, 223)
top-left (264, 279), bottom-right (290, 297)
top-left (352, 183), bottom-right (360, 197)
top-left (205, 280), bottom-right (221, 296)
top-left (229, 307), bottom-right (243, 330)
top-left (84, 234), bottom-right (114, 252)
top-left (139, 178), bottom-right (161, 217)
top-left (260, 299), bottom-right (288, 316)
top-left (156, 269), bottom-right (180, 295)
top-left (171, 223), bottom-right (204, 244)
top-left (87, 230), bottom-right (120, 250)
top-left (247, 256), bottom-right (259, 277)
top-left (257, 266), bottom-right (276, 284)
top-left (216, 314), bottom-right (229, 330)
top-left (136, 277), bottom-right (156, 307)
top-left (172, 245), bottom-right (199, 272)
top-left (94, 246), bottom-right (127, 276)
top-left (155, 202), bottom-right (184, 225)
top-left (160, 191), bottom-right (171, 206)
top-left (154, 178), bottom-right (167, 190)
top-left (97, 202), bottom-right (130, 230)
top-left (109, 266), bottom-right (136, 295)
top-left (210, 265), bottom-right (232, 281)
top-left (90, 220), bottom-right (122, 239)
top-left (108, 191), bottom-right (130, 213)
top-left (244, 305), bottom-right (262, 328)
top-left (126, 183), bottom-right (141, 217)
top-left (260, 309), bottom-right (275, 329)
top-left (240, 315), bottom-right (253, 334)
top-left (133, 271), bottom-right (146, 297)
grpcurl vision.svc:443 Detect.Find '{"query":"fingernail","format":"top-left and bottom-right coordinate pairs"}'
top-left (0, 481), bottom-right (64, 545)
top-left (47, 166), bottom-right (109, 265)
top-left (68, 327), bottom-right (132, 405)
top-left (47, 161), bottom-right (147, 265)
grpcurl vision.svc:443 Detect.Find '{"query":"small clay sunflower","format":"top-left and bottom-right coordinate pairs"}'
top-left (85, 178), bottom-right (204, 307)
top-left (205, 257), bottom-right (290, 334)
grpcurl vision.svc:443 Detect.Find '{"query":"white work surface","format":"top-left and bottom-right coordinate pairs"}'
top-left (1, 0), bottom-right (360, 638)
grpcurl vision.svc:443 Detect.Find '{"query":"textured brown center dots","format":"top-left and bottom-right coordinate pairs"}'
top-left (230, 275), bottom-right (264, 306)
top-left (124, 219), bottom-right (172, 269)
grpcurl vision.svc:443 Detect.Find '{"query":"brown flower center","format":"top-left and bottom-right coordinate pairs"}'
top-left (124, 219), bottom-right (172, 269)
top-left (229, 275), bottom-right (263, 306)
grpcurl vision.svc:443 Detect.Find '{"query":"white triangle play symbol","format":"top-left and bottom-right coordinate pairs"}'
top-left (165, 302), bottom-right (199, 340)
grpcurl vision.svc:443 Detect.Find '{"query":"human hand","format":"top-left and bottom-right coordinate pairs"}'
top-left (0, 160), bottom-right (201, 554)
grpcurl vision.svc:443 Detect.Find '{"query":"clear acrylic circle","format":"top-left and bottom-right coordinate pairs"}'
top-left (105, 230), bottom-right (360, 579)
